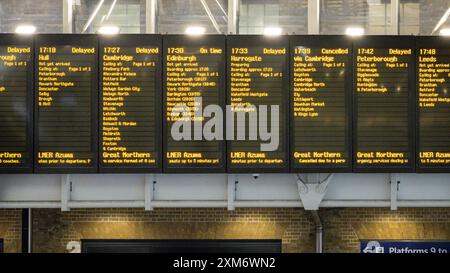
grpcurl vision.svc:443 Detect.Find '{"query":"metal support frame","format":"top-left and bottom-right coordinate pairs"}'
top-left (82, 0), bottom-right (105, 33)
top-left (316, 174), bottom-right (333, 194)
top-left (61, 174), bottom-right (71, 211)
top-left (390, 0), bottom-right (400, 35)
top-left (308, 0), bottom-right (320, 34)
top-left (144, 174), bottom-right (157, 211)
top-left (4, 199), bottom-right (450, 209)
top-left (2, 172), bottom-right (450, 210)
top-left (227, 0), bottom-right (239, 34)
top-left (390, 173), bottom-right (400, 210)
top-left (431, 7), bottom-right (450, 35)
top-left (200, 0), bottom-right (222, 34)
top-left (296, 174), bottom-right (333, 210)
top-left (100, 0), bottom-right (118, 25)
top-left (297, 176), bottom-right (308, 194)
top-left (63, 0), bottom-right (74, 33)
top-left (146, 0), bottom-right (157, 34)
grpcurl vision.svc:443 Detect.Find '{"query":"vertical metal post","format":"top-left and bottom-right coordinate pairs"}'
top-left (390, 174), bottom-right (399, 210)
top-left (227, 175), bottom-right (236, 210)
top-left (144, 174), bottom-right (155, 211)
top-left (308, 0), bottom-right (320, 34)
top-left (61, 174), bottom-right (71, 212)
top-left (146, 0), bottom-right (157, 34)
top-left (21, 209), bottom-right (31, 253)
top-left (63, 0), bottom-right (74, 33)
top-left (28, 209), bottom-right (32, 253)
top-left (390, 0), bottom-right (400, 35)
top-left (228, 0), bottom-right (239, 34)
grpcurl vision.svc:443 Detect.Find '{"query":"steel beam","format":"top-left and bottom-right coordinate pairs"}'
top-left (228, 0), bottom-right (239, 34)
top-left (308, 0), bottom-right (320, 34)
top-left (146, 0), bottom-right (157, 33)
top-left (200, 0), bottom-right (222, 33)
top-left (61, 174), bottom-right (71, 211)
top-left (390, 173), bottom-right (400, 210)
top-left (2, 199), bottom-right (450, 209)
top-left (63, 0), bottom-right (73, 33)
top-left (144, 174), bottom-right (156, 210)
top-left (390, 0), bottom-right (400, 35)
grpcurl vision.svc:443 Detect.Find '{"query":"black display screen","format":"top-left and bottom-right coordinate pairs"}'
top-left (416, 37), bottom-right (450, 172)
top-left (353, 36), bottom-right (415, 172)
top-left (2, 34), bottom-right (446, 174)
top-left (290, 35), bottom-right (352, 172)
top-left (99, 35), bottom-right (162, 173)
top-left (34, 35), bottom-right (98, 173)
top-left (0, 35), bottom-right (33, 173)
top-left (163, 35), bottom-right (226, 172)
top-left (227, 35), bottom-right (289, 173)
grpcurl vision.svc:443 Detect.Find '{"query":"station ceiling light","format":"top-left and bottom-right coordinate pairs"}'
top-left (98, 25), bottom-right (120, 35)
top-left (15, 25), bottom-right (36, 34)
top-left (345, 27), bottom-right (365, 36)
top-left (263, 27), bottom-right (282, 36)
top-left (439, 28), bottom-right (450, 36)
top-left (185, 26), bottom-right (206, 35)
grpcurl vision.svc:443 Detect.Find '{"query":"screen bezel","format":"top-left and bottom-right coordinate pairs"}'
top-left (34, 34), bottom-right (99, 173)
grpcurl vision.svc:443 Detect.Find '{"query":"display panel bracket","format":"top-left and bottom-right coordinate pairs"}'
top-left (390, 173), bottom-right (400, 210)
top-left (227, 174), bottom-right (238, 211)
top-left (295, 173), bottom-right (333, 210)
top-left (144, 174), bottom-right (157, 211)
top-left (61, 174), bottom-right (71, 212)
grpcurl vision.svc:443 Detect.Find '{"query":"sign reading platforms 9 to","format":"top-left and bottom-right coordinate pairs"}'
top-left (361, 240), bottom-right (450, 254)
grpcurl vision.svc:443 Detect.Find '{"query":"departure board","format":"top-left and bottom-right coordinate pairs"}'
top-left (163, 35), bottom-right (226, 172)
top-left (353, 37), bottom-right (415, 172)
top-left (417, 37), bottom-right (450, 172)
top-left (227, 35), bottom-right (289, 172)
top-left (99, 35), bottom-right (162, 173)
top-left (0, 35), bottom-right (33, 173)
top-left (290, 36), bottom-right (352, 172)
top-left (34, 35), bottom-right (98, 173)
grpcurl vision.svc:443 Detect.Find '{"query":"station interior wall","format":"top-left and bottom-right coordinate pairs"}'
top-left (1, 0), bottom-right (450, 254)
top-left (2, 208), bottom-right (450, 253)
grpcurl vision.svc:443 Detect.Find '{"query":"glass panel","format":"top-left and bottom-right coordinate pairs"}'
top-left (0, 0), bottom-right (63, 33)
top-left (157, 0), bottom-right (228, 34)
top-left (399, 0), bottom-right (450, 35)
top-left (239, 0), bottom-right (307, 34)
top-left (74, 0), bottom-right (146, 34)
top-left (320, 0), bottom-right (391, 35)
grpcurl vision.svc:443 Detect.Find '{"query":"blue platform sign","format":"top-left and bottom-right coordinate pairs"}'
top-left (361, 240), bottom-right (450, 254)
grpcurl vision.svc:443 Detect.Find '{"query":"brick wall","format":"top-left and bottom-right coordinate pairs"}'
top-left (31, 208), bottom-right (315, 253)
top-left (322, 208), bottom-right (450, 253)
top-left (0, 207), bottom-right (444, 253)
top-left (0, 209), bottom-right (22, 253)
